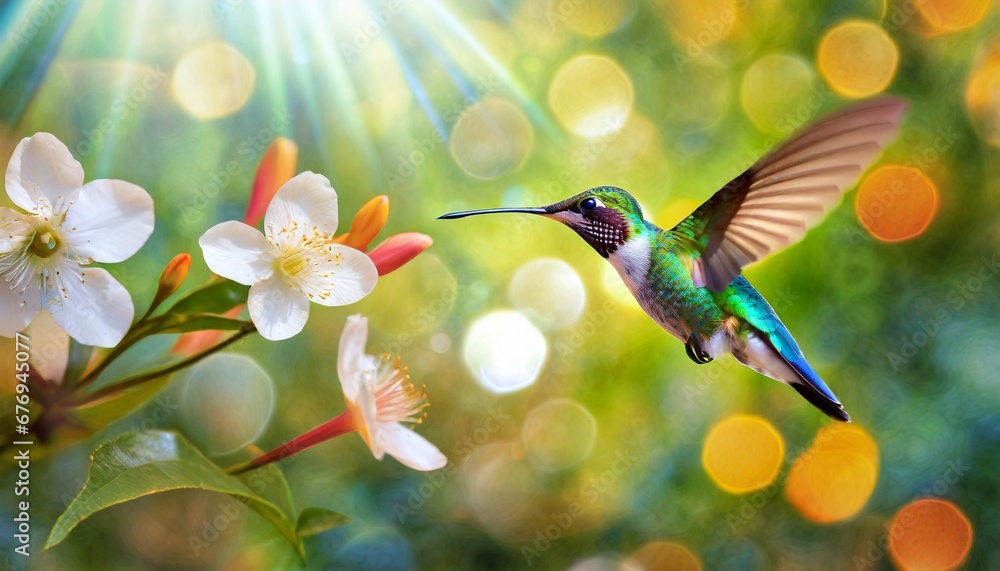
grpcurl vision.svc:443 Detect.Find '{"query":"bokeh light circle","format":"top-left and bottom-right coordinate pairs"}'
top-left (560, 0), bottom-right (638, 38)
top-left (463, 310), bottom-right (548, 393)
top-left (741, 53), bottom-right (818, 134)
top-left (702, 415), bottom-right (785, 493)
top-left (179, 354), bottom-right (275, 456)
top-left (915, 0), bottom-right (991, 31)
top-left (508, 258), bottom-right (586, 330)
top-left (818, 21), bottom-right (898, 98)
top-left (463, 442), bottom-right (541, 537)
top-left (652, 0), bottom-right (738, 48)
top-left (785, 424), bottom-right (879, 523)
top-left (549, 54), bottom-right (634, 137)
top-left (522, 399), bottom-right (597, 472)
top-left (855, 165), bottom-right (939, 242)
top-left (889, 499), bottom-right (973, 571)
top-left (966, 46), bottom-right (1000, 147)
top-left (628, 540), bottom-right (703, 571)
top-left (173, 41), bottom-right (256, 119)
top-left (450, 97), bottom-right (534, 179)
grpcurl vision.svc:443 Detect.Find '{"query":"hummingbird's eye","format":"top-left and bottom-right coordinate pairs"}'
top-left (580, 197), bottom-right (597, 211)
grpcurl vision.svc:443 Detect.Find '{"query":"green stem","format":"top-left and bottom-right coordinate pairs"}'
top-left (68, 322), bottom-right (256, 407)
top-left (71, 316), bottom-right (165, 391)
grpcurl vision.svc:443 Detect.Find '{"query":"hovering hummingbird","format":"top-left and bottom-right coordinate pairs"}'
top-left (441, 98), bottom-right (907, 422)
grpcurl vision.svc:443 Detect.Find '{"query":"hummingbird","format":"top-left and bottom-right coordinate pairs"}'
top-left (440, 97), bottom-right (907, 422)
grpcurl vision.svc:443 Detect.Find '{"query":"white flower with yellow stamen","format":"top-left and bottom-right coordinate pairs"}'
top-left (199, 172), bottom-right (377, 340)
top-left (0, 133), bottom-right (154, 347)
top-left (338, 314), bottom-right (446, 471)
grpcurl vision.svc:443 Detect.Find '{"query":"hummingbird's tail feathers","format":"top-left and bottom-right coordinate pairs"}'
top-left (733, 332), bottom-right (851, 422)
top-left (784, 357), bottom-right (851, 423)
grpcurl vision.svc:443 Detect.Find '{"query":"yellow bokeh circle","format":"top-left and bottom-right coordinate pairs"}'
top-left (548, 54), bottom-right (634, 138)
top-left (450, 98), bottom-right (534, 179)
top-left (741, 53), bottom-right (818, 134)
top-left (702, 415), bottom-right (785, 494)
top-left (559, 0), bottom-right (637, 38)
top-left (628, 540), bottom-right (703, 571)
top-left (785, 424), bottom-right (879, 523)
top-left (915, 0), bottom-right (991, 32)
top-left (818, 20), bottom-right (898, 98)
top-left (651, 0), bottom-right (738, 48)
top-left (966, 45), bottom-right (1000, 147)
top-left (889, 499), bottom-right (973, 571)
top-left (855, 165), bottom-right (939, 242)
top-left (173, 41), bottom-right (255, 120)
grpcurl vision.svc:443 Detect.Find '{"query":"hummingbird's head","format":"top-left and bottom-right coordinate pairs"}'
top-left (439, 186), bottom-right (646, 258)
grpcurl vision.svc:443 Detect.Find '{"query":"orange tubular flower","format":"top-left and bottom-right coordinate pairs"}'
top-left (337, 195), bottom-right (389, 250)
top-left (335, 196), bottom-right (432, 275)
top-left (244, 137), bottom-right (298, 227)
top-left (368, 233), bottom-right (433, 276)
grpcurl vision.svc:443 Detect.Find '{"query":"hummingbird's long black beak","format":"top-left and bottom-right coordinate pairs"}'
top-left (438, 206), bottom-right (549, 219)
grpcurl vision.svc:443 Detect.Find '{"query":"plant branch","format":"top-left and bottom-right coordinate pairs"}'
top-left (68, 322), bottom-right (256, 407)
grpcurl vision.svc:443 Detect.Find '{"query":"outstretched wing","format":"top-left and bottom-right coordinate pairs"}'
top-left (675, 97), bottom-right (907, 292)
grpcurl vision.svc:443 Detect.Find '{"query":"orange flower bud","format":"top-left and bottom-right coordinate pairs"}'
top-left (368, 233), bottom-right (432, 276)
top-left (244, 137), bottom-right (298, 227)
top-left (341, 195), bottom-right (389, 251)
top-left (151, 253), bottom-right (191, 309)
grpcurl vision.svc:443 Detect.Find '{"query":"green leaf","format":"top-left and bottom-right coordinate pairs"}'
top-left (168, 279), bottom-right (249, 315)
top-left (236, 464), bottom-right (297, 523)
top-left (46, 430), bottom-right (304, 559)
top-left (151, 314), bottom-right (249, 335)
top-left (296, 507), bottom-right (351, 537)
top-left (73, 375), bottom-right (173, 431)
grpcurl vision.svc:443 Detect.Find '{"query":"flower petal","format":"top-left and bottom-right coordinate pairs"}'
top-left (0, 278), bottom-right (41, 338)
top-left (46, 266), bottom-right (133, 347)
top-left (264, 171), bottom-right (339, 239)
top-left (337, 314), bottom-right (369, 403)
top-left (310, 244), bottom-right (378, 307)
top-left (5, 133), bottom-right (84, 217)
top-left (0, 207), bottom-right (33, 253)
top-left (376, 422), bottom-right (448, 471)
top-left (248, 275), bottom-right (310, 340)
top-left (352, 382), bottom-right (384, 459)
top-left (63, 179), bottom-right (154, 263)
top-left (199, 221), bottom-right (275, 285)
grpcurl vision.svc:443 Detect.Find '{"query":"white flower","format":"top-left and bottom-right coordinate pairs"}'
top-left (199, 172), bottom-right (377, 341)
top-left (0, 133), bottom-right (154, 347)
top-left (338, 314), bottom-right (446, 471)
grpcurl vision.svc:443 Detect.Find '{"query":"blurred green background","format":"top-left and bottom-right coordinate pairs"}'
top-left (2, 0), bottom-right (999, 569)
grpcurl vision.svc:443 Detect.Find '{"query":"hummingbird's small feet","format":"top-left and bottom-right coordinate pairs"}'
top-left (685, 334), bottom-right (714, 365)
